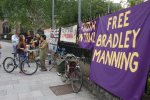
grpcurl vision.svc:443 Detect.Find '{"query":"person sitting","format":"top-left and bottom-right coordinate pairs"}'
top-left (26, 32), bottom-right (33, 44)
top-left (39, 34), bottom-right (47, 71)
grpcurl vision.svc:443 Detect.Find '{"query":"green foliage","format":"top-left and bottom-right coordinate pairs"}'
top-left (1, 0), bottom-right (52, 30)
top-left (9, 32), bottom-right (14, 35)
top-left (0, 0), bottom-right (122, 29)
top-left (127, 0), bottom-right (146, 7)
top-left (56, 0), bottom-right (122, 26)
top-left (147, 79), bottom-right (150, 94)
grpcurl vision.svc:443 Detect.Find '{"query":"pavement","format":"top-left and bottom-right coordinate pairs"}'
top-left (0, 41), bottom-right (95, 100)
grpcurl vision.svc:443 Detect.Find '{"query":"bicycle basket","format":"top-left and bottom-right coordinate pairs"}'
top-left (57, 59), bottom-right (66, 73)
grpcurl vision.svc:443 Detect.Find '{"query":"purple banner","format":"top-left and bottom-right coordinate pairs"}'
top-left (89, 1), bottom-right (150, 100)
top-left (78, 18), bottom-right (99, 50)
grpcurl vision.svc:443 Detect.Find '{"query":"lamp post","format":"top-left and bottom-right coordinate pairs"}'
top-left (78, 0), bottom-right (81, 26)
top-left (108, 0), bottom-right (110, 14)
top-left (90, 5), bottom-right (91, 20)
top-left (52, 0), bottom-right (54, 28)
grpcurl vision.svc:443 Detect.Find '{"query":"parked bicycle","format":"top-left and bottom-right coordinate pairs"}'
top-left (61, 54), bottom-right (84, 93)
top-left (3, 50), bottom-right (38, 75)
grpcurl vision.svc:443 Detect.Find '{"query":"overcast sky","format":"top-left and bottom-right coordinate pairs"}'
top-left (111, 0), bottom-right (127, 8)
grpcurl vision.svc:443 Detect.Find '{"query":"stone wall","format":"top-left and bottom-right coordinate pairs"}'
top-left (80, 61), bottom-right (120, 100)
top-left (80, 61), bottom-right (150, 100)
top-left (82, 76), bottom-right (119, 100)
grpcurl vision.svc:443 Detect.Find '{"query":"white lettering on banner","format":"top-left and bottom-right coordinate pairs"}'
top-left (44, 28), bottom-right (51, 44)
top-left (49, 28), bottom-right (60, 54)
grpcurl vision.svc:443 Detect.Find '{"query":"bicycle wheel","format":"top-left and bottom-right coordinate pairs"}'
top-left (21, 58), bottom-right (38, 75)
top-left (71, 66), bottom-right (83, 93)
top-left (3, 57), bottom-right (15, 73)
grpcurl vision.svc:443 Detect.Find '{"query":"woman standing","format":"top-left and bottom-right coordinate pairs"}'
top-left (39, 34), bottom-right (47, 71)
top-left (0, 43), bottom-right (1, 49)
top-left (0, 43), bottom-right (2, 67)
top-left (18, 35), bottom-right (26, 73)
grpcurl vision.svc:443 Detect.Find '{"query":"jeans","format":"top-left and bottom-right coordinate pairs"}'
top-left (13, 45), bottom-right (17, 58)
top-left (19, 56), bottom-right (24, 69)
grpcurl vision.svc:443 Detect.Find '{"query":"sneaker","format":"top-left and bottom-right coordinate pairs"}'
top-left (57, 72), bottom-right (61, 76)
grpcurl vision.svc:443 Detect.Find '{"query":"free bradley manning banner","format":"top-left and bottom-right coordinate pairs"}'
top-left (78, 18), bottom-right (99, 50)
top-left (60, 25), bottom-right (77, 43)
top-left (89, 1), bottom-right (150, 100)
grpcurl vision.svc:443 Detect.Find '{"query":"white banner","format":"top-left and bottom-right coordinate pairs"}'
top-left (60, 25), bottom-right (77, 43)
top-left (44, 28), bottom-right (51, 43)
top-left (49, 28), bottom-right (60, 54)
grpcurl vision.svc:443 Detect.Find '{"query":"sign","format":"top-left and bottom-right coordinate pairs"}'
top-left (49, 28), bottom-right (60, 54)
top-left (44, 28), bottom-right (51, 43)
top-left (78, 18), bottom-right (99, 50)
top-left (4, 35), bottom-right (7, 39)
top-left (89, 1), bottom-right (150, 100)
top-left (60, 25), bottom-right (77, 43)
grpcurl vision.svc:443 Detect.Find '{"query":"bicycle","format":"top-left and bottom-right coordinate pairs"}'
top-left (61, 54), bottom-right (84, 93)
top-left (3, 50), bottom-right (38, 75)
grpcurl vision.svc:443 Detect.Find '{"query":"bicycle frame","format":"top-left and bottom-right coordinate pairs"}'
top-left (13, 52), bottom-right (30, 68)
top-left (64, 59), bottom-right (78, 78)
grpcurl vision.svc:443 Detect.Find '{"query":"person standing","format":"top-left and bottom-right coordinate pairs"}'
top-left (39, 34), bottom-right (47, 71)
top-left (0, 43), bottom-right (1, 67)
top-left (35, 34), bottom-right (40, 46)
top-left (18, 35), bottom-right (26, 73)
top-left (0, 43), bottom-right (1, 49)
top-left (11, 33), bottom-right (19, 58)
top-left (26, 32), bottom-right (33, 44)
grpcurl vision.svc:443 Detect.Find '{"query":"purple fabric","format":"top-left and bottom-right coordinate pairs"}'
top-left (78, 18), bottom-right (99, 50)
top-left (89, 1), bottom-right (150, 100)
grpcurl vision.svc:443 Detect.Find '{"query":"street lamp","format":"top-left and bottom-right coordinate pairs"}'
top-left (52, 0), bottom-right (54, 28)
top-left (78, 0), bottom-right (81, 26)
top-left (108, 0), bottom-right (110, 14)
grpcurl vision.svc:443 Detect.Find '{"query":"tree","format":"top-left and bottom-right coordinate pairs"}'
top-left (0, 0), bottom-right (122, 30)
top-left (126, 0), bottom-right (146, 7)
top-left (1, 0), bottom-right (52, 32)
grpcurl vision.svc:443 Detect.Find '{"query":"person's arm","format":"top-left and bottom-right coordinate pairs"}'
top-left (26, 37), bottom-right (28, 43)
top-left (39, 41), bottom-right (46, 49)
top-left (0, 45), bottom-right (1, 49)
top-left (39, 44), bottom-right (46, 49)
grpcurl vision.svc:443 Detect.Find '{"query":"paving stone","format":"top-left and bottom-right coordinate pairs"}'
top-left (13, 82), bottom-right (37, 89)
top-left (29, 85), bottom-right (49, 91)
top-left (33, 95), bottom-right (60, 100)
top-left (0, 80), bottom-right (19, 86)
top-left (0, 85), bottom-right (13, 90)
top-left (41, 89), bottom-right (55, 96)
top-left (18, 91), bottom-right (43, 100)
top-left (7, 87), bottom-right (30, 95)
top-left (0, 94), bottom-right (18, 100)
top-left (0, 90), bottom-right (7, 96)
